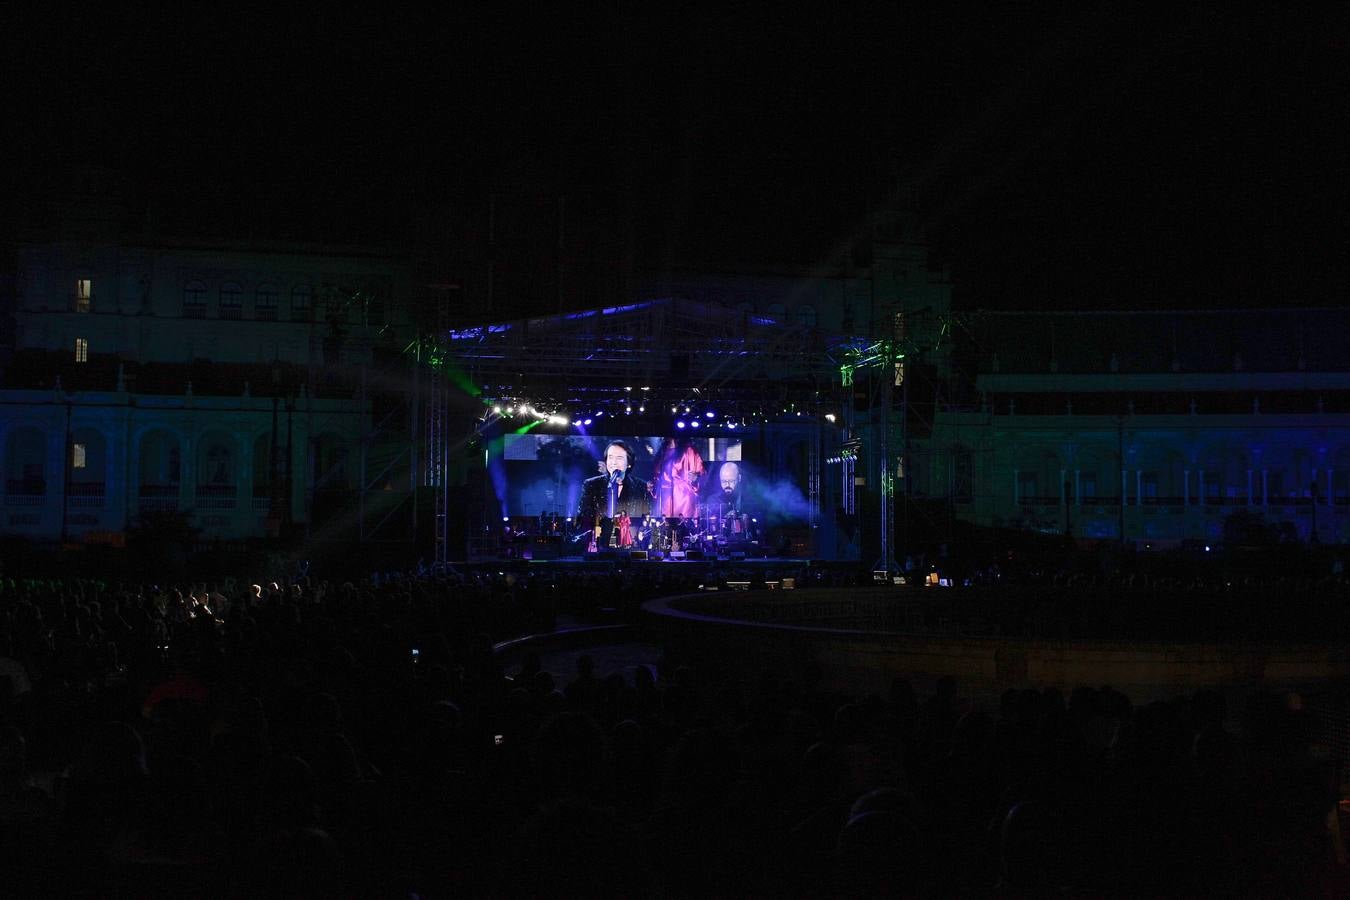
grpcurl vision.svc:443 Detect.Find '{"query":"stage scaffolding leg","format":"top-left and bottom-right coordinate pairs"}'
top-left (875, 368), bottom-right (897, 576)
top-left (809, 414), bottom-right (821, 556)
top-left (425, 364), bottom-right (448, 567)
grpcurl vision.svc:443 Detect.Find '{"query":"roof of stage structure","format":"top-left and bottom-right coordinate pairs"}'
top-left (442, 297), bottom-right (856, 391)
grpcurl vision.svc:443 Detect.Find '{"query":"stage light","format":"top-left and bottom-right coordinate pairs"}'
top-left (684, 406), bottom-right (690, 413)
top-left (626, 406), bottom-right (632, 413)
top-left (671, 406), bottom-right (677, 413)
top-left (705, 411), bottom-right (715, 418)
top-left (493, 405), bottom-right (503, 414)
top-left (728, 422), bottom-right (736, 430)
top-left (503, 516), bottom-right (510, 522)
top-left (825, 413), bottom-right (836, 422)
top-left (583, 418), bottom-right (592, 425)
top-left (639, 405), bottom-right (645, 412)
top-left (690, 421), bottom-right (700, 428)
top-left (625, 386), bottom-right (632, 391)
top-left (595, 411), bottom-right (604, 418)
top-left (676, 421), bottom-right (686, 429)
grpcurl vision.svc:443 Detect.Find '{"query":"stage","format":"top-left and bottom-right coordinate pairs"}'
top-left (434, 296), bottom-right (868, 568)
top-left (444, 555), bottom-right (862, 578)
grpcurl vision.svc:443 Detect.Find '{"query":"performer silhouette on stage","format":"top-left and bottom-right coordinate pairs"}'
top-left (576, 441), bottom-right (650, 550)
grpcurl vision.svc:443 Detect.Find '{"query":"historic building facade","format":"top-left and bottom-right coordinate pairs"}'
top-left (2, 225), bottom-right (418, 544)
top-left (917, 309), bottom-right (1350, 546)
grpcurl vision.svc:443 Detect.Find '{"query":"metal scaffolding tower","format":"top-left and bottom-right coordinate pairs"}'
top-left (424, 298), bottom-right (451, 567)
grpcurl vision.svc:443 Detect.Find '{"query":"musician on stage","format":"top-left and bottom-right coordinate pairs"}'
top-left (711, 460), bottom-right (755, 541)
top-left (655, 436), bottom-right (704, 518)
top-left (576, 441), bottom-right (651, 550)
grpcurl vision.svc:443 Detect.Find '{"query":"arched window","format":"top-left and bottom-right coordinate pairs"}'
top-left (206, 444), bottom-right (233, 484)
top-left (219, 282), bottom-right (243, 319)
top-left (796, 305), bottom-right (817, 328)
top-left (255, 284), bottom-right (278, 320)
top-left (5, 428), bottom-right (47, 497)
top-left (290, 284), bottom-right (312, 321)
top-left (183, 280), bottom-right (207, 318)
top-left (138, 431), bottom-right (182, 490)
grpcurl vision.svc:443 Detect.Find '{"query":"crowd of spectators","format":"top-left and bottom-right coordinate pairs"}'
top-left (0, 567), bottom-right (1345, 895)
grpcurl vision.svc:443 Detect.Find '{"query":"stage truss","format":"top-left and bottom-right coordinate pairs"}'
top-left (417, 296), bottom-right (953, 569)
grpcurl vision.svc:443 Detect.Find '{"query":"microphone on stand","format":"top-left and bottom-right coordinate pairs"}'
top-left (607, 468), bottom-right (623, 520)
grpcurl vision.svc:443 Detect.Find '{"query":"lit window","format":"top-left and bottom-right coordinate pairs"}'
top-left (75, 279), bottom-right (92, 312)
top-left (73, 443), bottom-right (87, 469)
top-left (74, 337), bottom-right (88, 363)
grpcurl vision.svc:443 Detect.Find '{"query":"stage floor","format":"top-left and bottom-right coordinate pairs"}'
top-left (456, 555), bottom-right (855, 572)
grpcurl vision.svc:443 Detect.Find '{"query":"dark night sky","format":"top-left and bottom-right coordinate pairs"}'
top-left (8, 4), bottom-right (1349, 311)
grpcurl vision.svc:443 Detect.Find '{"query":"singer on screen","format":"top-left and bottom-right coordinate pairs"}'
top-left (576, 440), bottom-right (651, 549)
